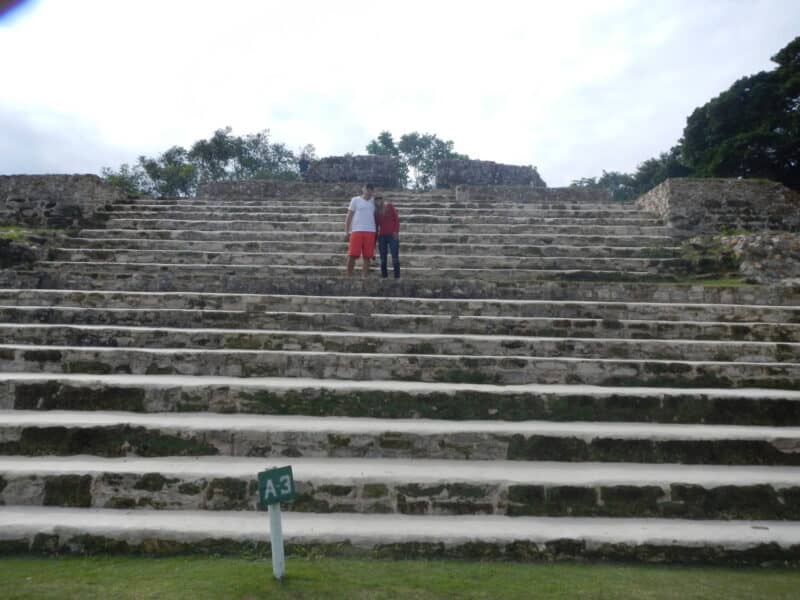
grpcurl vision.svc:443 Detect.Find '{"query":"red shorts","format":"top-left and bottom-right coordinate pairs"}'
top-left (348, 231), bottom-right (376, 258)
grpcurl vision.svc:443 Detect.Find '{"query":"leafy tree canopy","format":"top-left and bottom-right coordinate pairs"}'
top-left (367, 130), bottom-right (468, 190)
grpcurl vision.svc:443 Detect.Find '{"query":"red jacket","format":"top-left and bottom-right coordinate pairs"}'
top-left (375, 203), bottom-right (400, 235)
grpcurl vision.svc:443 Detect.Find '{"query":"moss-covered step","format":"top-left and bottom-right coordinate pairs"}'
top-left (76, 228), bottom-right (678, 247)
top-left (4, 306), bottom-right (797, 342)
top-left (108, 210), bottom-right (663, 226)
top-left (103, 218), bottom-right (670, 236)
top-left (2, 455), bottom-right (800, 519)
top-left (3, 507), bottom-right (800, 565)
top-left (4, 374), bottom-right (800, 425)
top-left (3, 325), bottom-right (799, 363)
top-left (49, 249), bottom-right (679, 273)
top-left (59, 238), bottom-right (683, 258)
top-left (2, 290), bottom-right (798, 321)
top-left (35, 261), bottom-right (667, 284)
top-left (6, 270), bottom-right (795, 303)
top-left (2, 411), bottom-right (799, 465)
top-left (2, 343), bottom-right (800, 387)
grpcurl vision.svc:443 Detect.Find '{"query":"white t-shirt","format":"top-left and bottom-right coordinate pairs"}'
top-left (348, 196), bottom-right (376, 232)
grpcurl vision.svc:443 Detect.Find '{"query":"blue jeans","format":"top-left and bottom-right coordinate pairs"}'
top-left (378, 234), bottom-right (400, 278)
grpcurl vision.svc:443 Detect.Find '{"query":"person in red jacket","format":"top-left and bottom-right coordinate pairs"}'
top-left (374, 195), bottom-right (400, 279)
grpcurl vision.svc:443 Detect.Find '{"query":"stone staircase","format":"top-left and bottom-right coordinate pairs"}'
top-left (1, 186), bottom-right (800, 564)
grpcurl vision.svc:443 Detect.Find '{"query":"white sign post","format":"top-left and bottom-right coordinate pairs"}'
top-left (258, 466), bottom-right (295, 582)
top-left (268, 503), bottom-right (285, 580)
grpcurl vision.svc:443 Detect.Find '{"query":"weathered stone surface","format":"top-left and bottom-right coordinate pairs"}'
top-left (437, 159), bottom-right (546, 188)
top-left (454, 185), bottom-right (610, 203)
top-left (197, 180), bottom-right (365, 200)
top-left (636, 178), bottom-right (800, 235)
top-left (0, 175), bottom-right (124, 227)
top-left (0, 239), bottom-right (43, 269)
top-left (719, 232), bottom-right (800, 284)
top-left (304, 155), bottom-right (403, 188)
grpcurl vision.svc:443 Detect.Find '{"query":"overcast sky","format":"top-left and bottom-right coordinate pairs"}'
top-left (1, 0), bottom-right (797, 186)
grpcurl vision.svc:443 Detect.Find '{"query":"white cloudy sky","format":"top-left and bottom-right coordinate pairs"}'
top-left (1, 0), bottom-right (797, 185)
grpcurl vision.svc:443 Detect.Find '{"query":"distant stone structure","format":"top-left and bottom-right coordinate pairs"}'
top-left (637, 178), bottom-right (800, 235)
top-left (198, 180), bottom-right (363, 200)
top-left (436, 159), bottom-right (546, 188)
top-left (0, 174), bottom-right (123, 227)
top-left (304, 155), bottom-right (402, 188)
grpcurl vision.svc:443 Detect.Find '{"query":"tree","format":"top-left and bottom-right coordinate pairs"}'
top-left (138, 146), bottom-right (197, 197)
top-left (101, 163), bottom-right (152, 197)
top-left (682, 36), bottom-right (800, 189)
top-left (366, 130), bottom-right (467, 189)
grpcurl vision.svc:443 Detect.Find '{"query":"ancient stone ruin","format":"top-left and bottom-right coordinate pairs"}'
top-left (1, 171), bottom-right (800, 564)
top-left (436, 158), bottom-right (546, 188)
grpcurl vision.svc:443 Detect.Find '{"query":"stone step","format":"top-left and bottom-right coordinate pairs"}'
top-left (1, 343), bottom-right (797, 387)
top-left (1, 455), bottom-right (799, 519)
top-left (109, 211), bottom-right (662, 226)
top-left (117, 198), bottom-right (629, 210)
top-left (3, 306), bottom-right (797, 342)
top-left (4, 324), bottom-right (799, 363)
top-left (3, 290), bottom-right (797, 320)
top-left (77, 228), bottom-right (679, 247)
top-left (2, 410), bottom-right (799, 465)
top-left (110, 205), bottom-right (651, 217)
top-left (3, 374), bottom-right (800, 425)
top-left (33, 262), bottom-right (666, 284)
top-left (59, 238), bottom-right (682, 258)
top-left (48, 250), bottom-right (678, 272)
top-left (5, 507), bottom-right (798, 564)
top-left (104, 218), bottom-right (670, 235)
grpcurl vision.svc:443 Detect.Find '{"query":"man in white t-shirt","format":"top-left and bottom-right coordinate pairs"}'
top-left (344, 183), bottom-right (377, 277)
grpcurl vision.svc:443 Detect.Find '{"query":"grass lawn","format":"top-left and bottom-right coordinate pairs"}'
top-left (0, 556), bottom-right (798, 599)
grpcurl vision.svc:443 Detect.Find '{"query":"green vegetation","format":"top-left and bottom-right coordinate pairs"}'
top-left (366, 130), bottom-right (471, 190)
top-left (102, 127), bottom-right (312, 198)
top-left (572, 35), bottom-right (799, 200)
top-left (1, 556), bottom-right (799, 599)
top-left (0, 226), bottom-right (31, 241)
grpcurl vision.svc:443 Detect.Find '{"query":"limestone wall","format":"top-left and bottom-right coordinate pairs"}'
top-left (0, 174), bottom-right (124, 228)
top-left (636, 178), bottom-right (800, 235)
top-left (304, 155), bottom-right (403, 188)
top-left (437, 159), bottom-right (546, 188)
top-left (456, 185), bottom-right (610, 203)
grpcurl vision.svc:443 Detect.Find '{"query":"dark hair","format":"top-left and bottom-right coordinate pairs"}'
top-left (374, 195), bottom-right (383, 200)
top-left (363, 183), bottom-right (375, 191)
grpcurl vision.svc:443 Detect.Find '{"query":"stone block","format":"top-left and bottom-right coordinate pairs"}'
top-left (436, 159), bottom-right (546, 188)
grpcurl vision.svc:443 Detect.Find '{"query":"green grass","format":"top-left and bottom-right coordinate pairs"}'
top-left (1, 556), bottom-right (798, 599)
top-left (0, 226), bottom-right (30, 241)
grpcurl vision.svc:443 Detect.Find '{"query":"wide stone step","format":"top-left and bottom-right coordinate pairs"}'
top-left (78, 228), bottom-right (679, 247)
top-left (117, 198), bottom-right (630, 210)
top-left (1, 343), bottom-right (797, 387)
top-left (3, 290), bottom-right (797, 320)
top-left (110, 205), bottom-right (651, 218)
top-left (4, 306), bottom-right (797, 342)
top-left (4, 324), bottom-right (799, 363)
top-left (4, 374), bottom-right (800, 425)
top-left (59, 238), bottom-right (682, 258)
top-left (2, 410), bottom-right (799, 465)
top-left (109, 211), bottom-right (662, 226)
top-left (104, 218), bottom-right (670, 235)
top-left (5, 507), bottom-right (798, 564)
top-left (1, 455), bottom-right (799, 519)
top-left (48, 250), bottom-right (677, 272)
top-left (33, 262), bottom-right (666, 284)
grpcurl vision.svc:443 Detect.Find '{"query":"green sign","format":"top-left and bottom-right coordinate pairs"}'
top-left (258, 466), bottom-right (295, 507)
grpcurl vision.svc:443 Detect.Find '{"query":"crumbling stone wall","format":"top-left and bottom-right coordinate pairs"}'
top-left (304, 155), bottom-right (402, 188)
top-left (198, 180), bottom-right (365, 200)
top-left (456, 185), bottom-right (609, 203)
top-left (437, 159), bottom-right (546, 188)
top-left (0, 175), bottom-right (124, 227)
top-left (720, 232), bottom-right (800, 284)
top-left (636, 178), bottom-right (800, 235)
